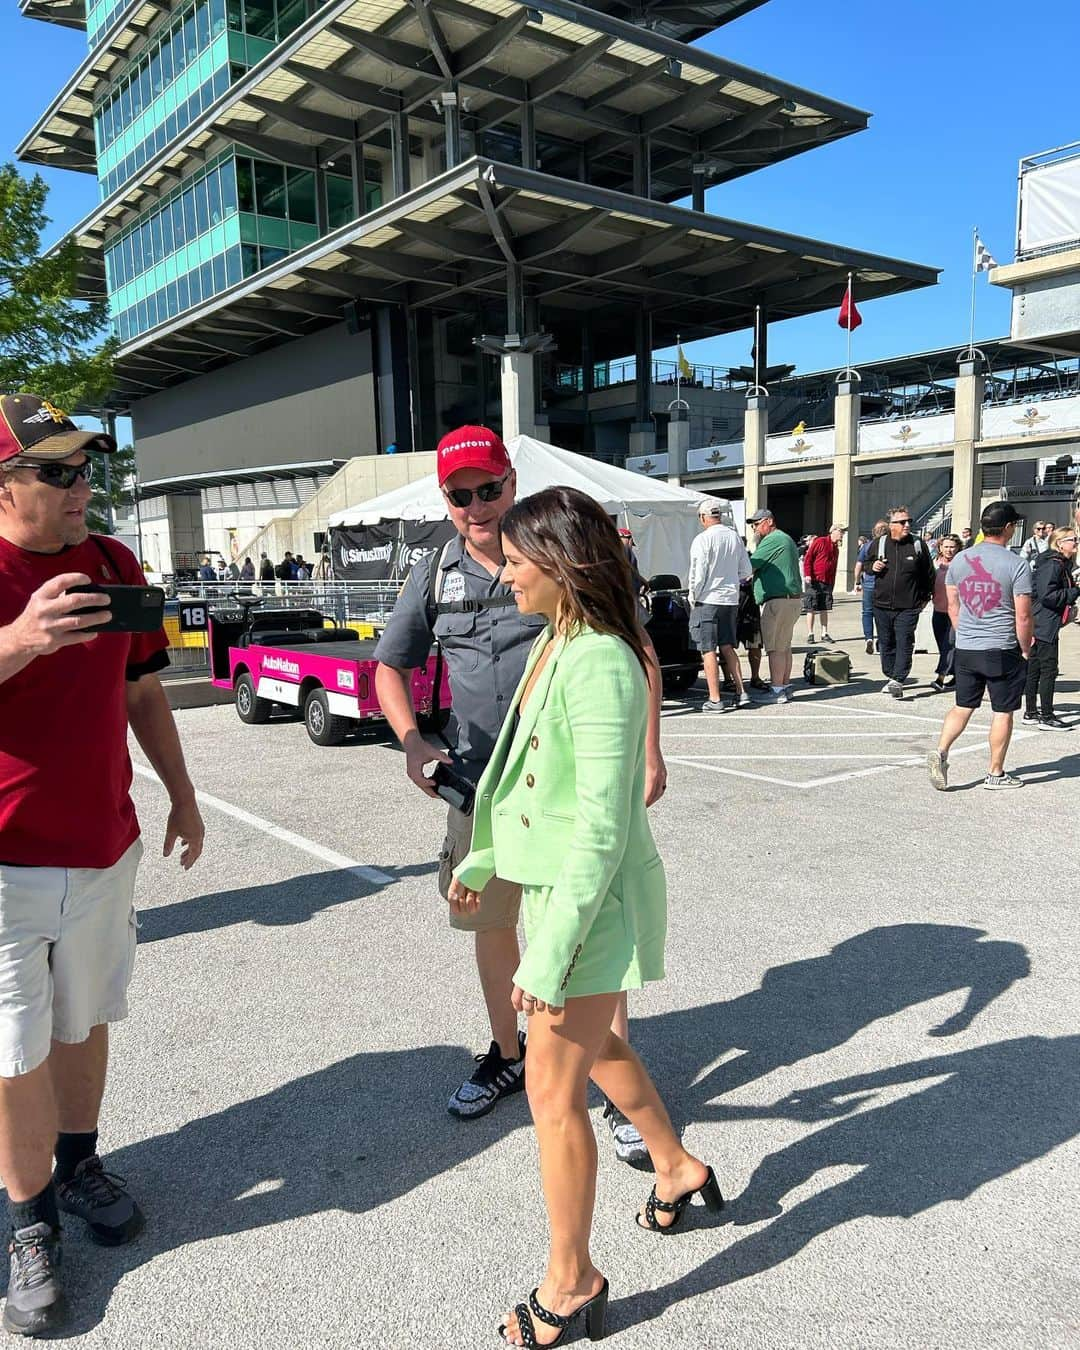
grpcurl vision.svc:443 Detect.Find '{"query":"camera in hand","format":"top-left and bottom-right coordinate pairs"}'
top-left (430, 762), bottom-right (476, 815)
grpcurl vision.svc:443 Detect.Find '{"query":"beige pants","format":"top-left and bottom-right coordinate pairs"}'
top-left (759, 596), bottom-right (803, 655)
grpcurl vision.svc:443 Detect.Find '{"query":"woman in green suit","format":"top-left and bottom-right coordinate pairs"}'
top-left (449, 487), bottom-right (722, 1347)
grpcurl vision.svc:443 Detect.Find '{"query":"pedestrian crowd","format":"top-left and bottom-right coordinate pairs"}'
top-left (0, 396), bottom-right (1077, 1341)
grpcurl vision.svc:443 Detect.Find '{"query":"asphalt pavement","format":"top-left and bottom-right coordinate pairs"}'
top-left (35, 600), bottom-right (1080, 1348)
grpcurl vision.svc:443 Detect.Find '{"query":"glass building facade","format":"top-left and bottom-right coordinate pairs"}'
top-left (104, 149), bottom-right (380, 343)
top-left (93, 0), bottom-right (309, 198)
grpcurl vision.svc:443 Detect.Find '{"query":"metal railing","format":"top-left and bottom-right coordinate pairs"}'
top-left (164, 580), bottom-right (405, 676)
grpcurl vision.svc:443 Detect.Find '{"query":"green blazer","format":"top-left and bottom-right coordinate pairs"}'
top-left (454, 624), bottom-right (667, 1005)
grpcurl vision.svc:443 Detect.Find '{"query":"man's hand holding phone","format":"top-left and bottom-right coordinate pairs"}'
top-left (11, 574), bottom-right (110, 656)
top-left (404, 728), bottom-right (452, 797)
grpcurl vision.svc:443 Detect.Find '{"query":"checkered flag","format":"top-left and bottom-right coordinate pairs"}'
top-left (974, 234), bottom-right (998, 273)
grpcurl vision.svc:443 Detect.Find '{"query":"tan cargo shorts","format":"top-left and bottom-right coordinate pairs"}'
top-left (438, 804), bottom-right (522, 933)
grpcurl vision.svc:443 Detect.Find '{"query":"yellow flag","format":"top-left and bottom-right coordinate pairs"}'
top-left (677, 345), bottom-right (694, 382)
top-left (792, 420), bottom-right (806, 435)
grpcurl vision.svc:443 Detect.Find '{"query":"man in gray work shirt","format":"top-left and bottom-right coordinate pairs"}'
top-left (375, 426), bottom-right (666, 1159)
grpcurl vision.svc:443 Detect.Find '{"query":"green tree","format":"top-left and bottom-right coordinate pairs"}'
top-left (86, 442), bottom-right (136, 535)
top-left (0, 163), bottom-right (114, 410)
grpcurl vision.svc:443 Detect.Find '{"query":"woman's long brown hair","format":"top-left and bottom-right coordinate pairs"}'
top-left (501, 486), bottom-right (650, 676)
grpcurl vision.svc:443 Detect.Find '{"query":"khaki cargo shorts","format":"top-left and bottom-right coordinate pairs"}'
top-left (0, 838), bottom-right (143, 1077)
top-left (438, 804), bottom-right (521, 933)
top-left (760, 595), bottom-right (803, 654)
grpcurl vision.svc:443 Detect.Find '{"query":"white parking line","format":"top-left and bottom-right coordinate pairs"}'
top-left (131, 763), bottom-right (393, 884)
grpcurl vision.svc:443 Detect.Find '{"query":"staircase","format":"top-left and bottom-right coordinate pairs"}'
top-left (917, 489), bottom-right (954, 538)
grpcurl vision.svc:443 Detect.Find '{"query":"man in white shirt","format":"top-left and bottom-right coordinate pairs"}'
top-left (1020, 521), bottom-right (1050, 565)
top-left (688, 501), bottom-right (753, 713)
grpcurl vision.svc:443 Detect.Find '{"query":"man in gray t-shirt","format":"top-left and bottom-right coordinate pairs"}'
top-left (928, 502), bottom-right (1034, 792)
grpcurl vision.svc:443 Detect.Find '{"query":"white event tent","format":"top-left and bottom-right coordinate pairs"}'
top-left (327, 435), bottom-right (732, 584)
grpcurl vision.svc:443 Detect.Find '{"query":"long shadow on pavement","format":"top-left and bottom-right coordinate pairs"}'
top-left (46, 923), bottom-right (1031, 1334)
top-left (633, 923), bottom-right (1031, 1119)
top-left (612, 1035), bottom-right (1080, 1329)
top-left (137, 863), bottom-right (438, 944)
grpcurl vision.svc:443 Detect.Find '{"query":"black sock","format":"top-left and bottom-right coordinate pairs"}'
top-left (53, 1130), bottom-right (98, 1186)
top-left (9, 1182), bottom-right (59, 1234)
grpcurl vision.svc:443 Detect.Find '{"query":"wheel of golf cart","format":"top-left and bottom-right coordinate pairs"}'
top-left (235, 672), bottom-right (272, 724)
top-left (304, 688), bottom-right (349, 746)
top-left (417, 707), bottom-right (451, 735)
top-left (663, 668), bottom-right (699, 694)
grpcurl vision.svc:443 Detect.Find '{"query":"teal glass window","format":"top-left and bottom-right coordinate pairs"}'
top-left (326, 174), bottom-right (354, 231)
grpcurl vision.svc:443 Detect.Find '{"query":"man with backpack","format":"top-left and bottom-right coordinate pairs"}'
top-left (374, 427), bottom-right (666, 1162)
top-left (869, 505), bottom-right (935, 699)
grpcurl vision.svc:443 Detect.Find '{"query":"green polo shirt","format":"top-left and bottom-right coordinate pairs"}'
top-left (751, 528), bottom-right (802, 604)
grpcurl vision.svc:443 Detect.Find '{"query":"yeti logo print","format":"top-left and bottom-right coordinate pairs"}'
top-left (957, 555), bottom-right (1003, 618)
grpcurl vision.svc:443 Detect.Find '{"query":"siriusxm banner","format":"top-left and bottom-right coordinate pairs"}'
top-left (332, 519), bottom-right (456, 582)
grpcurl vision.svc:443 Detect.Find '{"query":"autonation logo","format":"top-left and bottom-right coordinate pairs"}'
top-left (340, 542), bottom-right (393, 567)
top-left (262, 655), bottom-right (300, 679)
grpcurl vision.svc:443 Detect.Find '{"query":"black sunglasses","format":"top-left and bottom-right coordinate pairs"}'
top-left (891, 518), bottom-right (912, 526)
top-left (442, 472), bottom-right (510, 509)
top-left (14, 459), bottom-right (94, 489)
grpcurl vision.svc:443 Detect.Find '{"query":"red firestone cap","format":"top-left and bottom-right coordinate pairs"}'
top-left (436, 425), bottom-right (511, 486)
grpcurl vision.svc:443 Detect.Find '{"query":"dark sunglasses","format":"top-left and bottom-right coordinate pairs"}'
top-left (891, 518), bottom-right (912, 526)
top-left (13, 459), bottom-right (94, 489)
top-left (442, 472), bottom-right (510, 509)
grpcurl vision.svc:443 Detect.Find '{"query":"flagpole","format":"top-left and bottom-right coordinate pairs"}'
top-left (676, 331), bottom-right (681, 404)
top-left (845, 273), bottom-right (853, 375)
top-left (968, 225), bottom-right (978, 355)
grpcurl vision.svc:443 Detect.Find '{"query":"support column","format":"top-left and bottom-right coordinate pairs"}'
top-left (501, 352), bottom-right (536, 441)
top-left (667, 407), bottom-right (689, 484)
top-left (521, 102), bottom-right (536, 171)
top-left (632, 135), bottom-right (651, 198)
top-left (951, 356), bottom-right (985, 534)
top-left (440, 87), bottom-right (462, 169)
top-left (743, 391), bottom-right (767, 521)
top-left (391, 109), bottom-right (410, 197)
top-left (833, 377), bottom-right (861, 588)
top-left (691, 163), bottom-right (705, 213)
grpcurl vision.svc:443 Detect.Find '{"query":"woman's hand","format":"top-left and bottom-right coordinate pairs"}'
top-left (644, 746), bottom-right (667, 806)
top-left (447, 877), bottom-right (481, 916)
top-left (511, 984), bottom-right (561, 1017)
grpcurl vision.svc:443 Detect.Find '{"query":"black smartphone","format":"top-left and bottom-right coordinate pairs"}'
top-left (68, 584), bottom-right (166, 633)
top-left (431, 762), bottom-right (476, 816)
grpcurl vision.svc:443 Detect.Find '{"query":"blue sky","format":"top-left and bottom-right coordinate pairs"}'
top-left (3, 0), bottom-right (1079, 388)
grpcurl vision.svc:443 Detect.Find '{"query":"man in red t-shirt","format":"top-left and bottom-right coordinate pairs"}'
top-left (0, 394), bottom-right (204, 1336)
top-left (802, 523), bottom-right (846, 644)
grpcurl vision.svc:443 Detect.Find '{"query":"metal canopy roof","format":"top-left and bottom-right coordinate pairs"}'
top-left (19, 0), bottom-right (87, 29)
top-left (139, 459), bottom-right (342, 496)
top-left (21, 0), bottom-right (867, 214)
top-left (587, 0), bottom-right (768, 42)
top-left (105, 156), bottom-right (938, 405)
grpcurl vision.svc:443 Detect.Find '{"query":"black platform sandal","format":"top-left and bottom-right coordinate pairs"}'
top-left (636, 1166), bottom-right (724, 1233)
top-left (498, 1279), bottom-right (609, 1346)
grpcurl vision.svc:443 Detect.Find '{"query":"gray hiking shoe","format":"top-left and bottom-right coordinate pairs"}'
top-left (927, 750), bottom-right (949, 791)
top-left (3, 1224), bottom-right (64, 1337)
top-left (602, 1100), bottom-right (652, 1170)
top-left (56, 1157), bottom-right (144, 1246)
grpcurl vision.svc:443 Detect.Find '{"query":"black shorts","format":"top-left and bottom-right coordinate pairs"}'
top-left (802, 580), bottom-right (834, 614)
top-left (953, 647), bottom-right (1026, 713)
top-left (690, 602), bottom-right (738, 652)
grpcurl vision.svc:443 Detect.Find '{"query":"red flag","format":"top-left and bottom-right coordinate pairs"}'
top-left (838, 287), bottom-right (862, 331)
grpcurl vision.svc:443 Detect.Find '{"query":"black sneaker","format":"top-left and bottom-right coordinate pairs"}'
top-left (1039, 716), bottom-right (1072, 732)
top-left (749, 677), bottom-right (771, 692)
top-left (865, 639), bottom-right (874, 655)
top-left (3, 1223), bottom-right (64, 1337)
top-left (602, 1100), bottom-right (652, 1170)
top-left (56, 1157), bottom-right (144, 1246)
top-left (1022, 711), bottom-right (1039, 725)
top-left (448, 1031), bottom-right (526, 1119)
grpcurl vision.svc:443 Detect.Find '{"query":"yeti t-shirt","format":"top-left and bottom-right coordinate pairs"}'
top-left (945, 543), bottom-right (1032, 651)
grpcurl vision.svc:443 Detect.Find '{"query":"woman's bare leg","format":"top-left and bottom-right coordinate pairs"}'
top-left (589, 1031), bottom-right (710, 1228)
top-left (499, 992), bottom-right (618, 1348)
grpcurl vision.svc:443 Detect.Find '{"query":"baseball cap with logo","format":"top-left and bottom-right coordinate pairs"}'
top-left (0, 394), bottom-right (116, 465)
top-left (436, 425), bottom-right (511, 486)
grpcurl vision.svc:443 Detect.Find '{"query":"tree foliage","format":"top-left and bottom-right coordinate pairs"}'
top-left (86, 442), bottom-right (136, 535)
top-left (0, 164), bottom-right (114, 410)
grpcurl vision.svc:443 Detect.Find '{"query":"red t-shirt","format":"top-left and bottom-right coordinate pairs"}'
top-left (804, 535), bottom-right (840, 586)
top-left (0, 534), bottom-right (169, 868)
